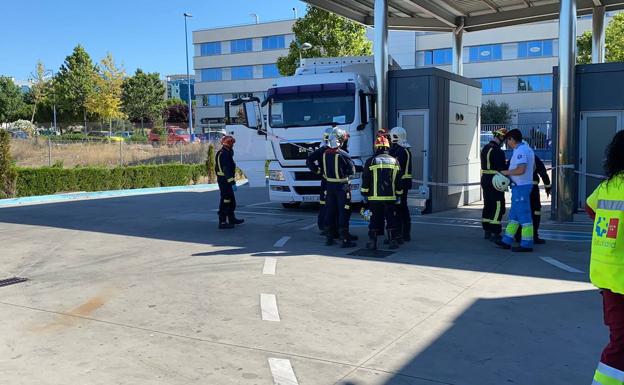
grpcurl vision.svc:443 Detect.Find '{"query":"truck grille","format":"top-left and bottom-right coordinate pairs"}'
top-left (294, 186), bottom-right (321, 196)
top-left (294, 171), bottom-right (322, 181)
top-left (280, 142), bottom-right (321, 160)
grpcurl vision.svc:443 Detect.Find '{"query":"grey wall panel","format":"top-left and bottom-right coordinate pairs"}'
top-left (578, 72), bottom-right (624, 110)
top-left (393, 76), bottom-right (430, 111)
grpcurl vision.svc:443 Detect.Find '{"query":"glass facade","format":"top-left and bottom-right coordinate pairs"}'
top-left (262, 35), bottom-right (286, 50)
top-left (419, 48), bottom-right (452, 66)
top-left (230, 38), bottom-right (253, 53)
top-left (518, 39), bottom-right (555, 58)
top-left (200, 42), bottom-right (221, 56)
top-left (200, 68), bottom-right (222, 82)
top-left (231, 65), bottom-right (254, 80)
top-left (478, 74), bottom-right (553, 94)
top-left (469, 44), bottom-right (502, 62)
top-left (263, 64), bottom-right (281, 78)
top-left (202, 94), bottom-right (224, 107)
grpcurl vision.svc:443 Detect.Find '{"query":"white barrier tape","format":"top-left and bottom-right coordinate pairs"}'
top-left (411, 179), bottom-right (482, 187)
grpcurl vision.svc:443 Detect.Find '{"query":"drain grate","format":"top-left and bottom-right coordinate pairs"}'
top-left (348, 249), bottom-right (395, 258)
top-left (0, 277), bottom-right (28, 288)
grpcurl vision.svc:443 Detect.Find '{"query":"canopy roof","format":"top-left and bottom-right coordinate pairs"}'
top-left (303, 0), bottom-right (624, 32)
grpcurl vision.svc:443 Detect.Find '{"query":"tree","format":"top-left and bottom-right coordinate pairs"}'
top-left (55, 45), bottom-right (98, 131)
top-left (28, 61), bottom-right (52, 123)
top-left (121, 69), bottom-right (166, 130)
top-left (87, 53), bottom-right (126, 133)
top-left (0, 77), bottom-right (25, 123)
top-left (276, 6), bottom-right (373, 76)
top-left (481, 100), bottom-right (512, 124)
top-left (165, 103), bottom-right (189, 123)
top-left (166, 97), bottom-right (187, 107)
top-left (0, 130), bottom-right (17, 198)
top-left (577, 13), bottom-right (624, 64)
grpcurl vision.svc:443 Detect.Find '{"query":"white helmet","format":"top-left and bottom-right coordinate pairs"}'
top-left (322, 127), bottom-right (334, 146)
top-left (390, 126), bottom-right (410, 148)
top-left (492, 173), bottom-right (511, 192)
top-left (328, 127), bottom-right (348, 149)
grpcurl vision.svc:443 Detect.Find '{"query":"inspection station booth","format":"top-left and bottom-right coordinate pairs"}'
top-left (304, 0), bottom-right (624, 221)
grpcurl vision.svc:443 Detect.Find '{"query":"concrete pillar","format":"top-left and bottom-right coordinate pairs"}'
top-left (555, 0), bottom-right (576, 222)
top-left (592, 6), bottom-right (606, 63)
top-left (374, 0), bottom-right (388, 129)
top-left (452, 20), bottom-right (464, 76)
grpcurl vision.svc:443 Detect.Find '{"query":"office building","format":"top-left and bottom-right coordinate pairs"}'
top-left (166, 74), bottom-right (195, 103)
top-left (193, 19), bottom-right (295, 132)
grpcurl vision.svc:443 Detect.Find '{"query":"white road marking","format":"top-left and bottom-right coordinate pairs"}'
top-left (263, 257), bottom-right (277, 275)
top-left (245, 201), bottom-right (275, 207)
top-left (539, 257), bottom-right (584, 273)
top-left (268, 358), bottom-right (299, 385)
top-left (300, 223), bottom-right (317, 230)
top-left (273, 236), bottom-right (291, 248)
top-left (261, 294), bottom-right (281, 322)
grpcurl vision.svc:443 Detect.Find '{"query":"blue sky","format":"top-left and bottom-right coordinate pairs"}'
top-left (0, 0), bottom-right (308, 81)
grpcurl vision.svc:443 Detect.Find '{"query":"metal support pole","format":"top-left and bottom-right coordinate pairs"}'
top-left (184, 14), bottom-right (194, 137)
top-left (119, 139), bottom-right (123, 166)
top-left (374, 0), bottom-right (388, 130)
top-left (48, 138), bottom-right (52, 167)
top-left (179, 143), bottom-right (183, 163)
top-left (556, 0), bottom-right (577, 222)
top-left (452, 19), bottom-right (464, 76)
top-left (592, 6), bottom-right (606, 63)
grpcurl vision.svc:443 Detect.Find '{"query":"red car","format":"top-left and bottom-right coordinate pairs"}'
top-left (149, 128), bottom-right (195, 146)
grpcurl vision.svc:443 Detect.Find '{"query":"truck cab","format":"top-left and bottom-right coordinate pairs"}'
top-left (225, 57), bottom-right (377, 206)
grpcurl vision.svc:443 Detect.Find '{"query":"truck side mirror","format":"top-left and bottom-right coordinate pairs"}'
top-left (244, 101), bottom-right (263, 131)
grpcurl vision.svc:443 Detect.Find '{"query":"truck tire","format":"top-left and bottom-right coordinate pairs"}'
top-left (281, 202), bottom-right (301, 209)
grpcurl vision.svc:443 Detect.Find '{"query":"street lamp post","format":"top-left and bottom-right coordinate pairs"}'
top-left (184, 13), bottom-right (194, 138)
top-left (44, 70), bottom-right (57, 132)
top-left (298, 42), bottom-right (312, 65)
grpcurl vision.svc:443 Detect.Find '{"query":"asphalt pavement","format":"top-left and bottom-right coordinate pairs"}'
top-left (0, 186), bottom-right (602, 385)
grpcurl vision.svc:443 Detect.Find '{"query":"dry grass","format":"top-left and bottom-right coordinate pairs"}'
top-left (11, 139), bottom-right (213, 168)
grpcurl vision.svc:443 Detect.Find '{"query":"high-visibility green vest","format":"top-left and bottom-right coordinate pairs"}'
top-left (586, 175), bottom-right (624, 295)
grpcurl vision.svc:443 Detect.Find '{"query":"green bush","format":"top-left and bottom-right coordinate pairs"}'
top-left (0, 130), bottom-right (17, 198)
top-left (14, 163), bottom-right (209, 197)
top-left (129, 134), bottom-right (148, 143)
top-left (205, 144), bottom-right (216, 183)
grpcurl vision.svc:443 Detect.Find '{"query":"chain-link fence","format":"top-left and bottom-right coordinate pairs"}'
top-left (481, 123), bottom-right (552, 150)
top-left (10, 138), bottom-right (219, 168)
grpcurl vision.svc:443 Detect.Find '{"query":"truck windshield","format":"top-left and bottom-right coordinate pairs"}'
top-left (268, 83), bottom-right (355, 128)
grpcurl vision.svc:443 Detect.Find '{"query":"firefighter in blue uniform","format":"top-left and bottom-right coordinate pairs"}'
top-left (306, 127), bottom-right (334, 234)
top-left (389, 126), bottom-right (413, 242)
top-left (216, 135), bottom-right (244, 229)
top-left (515, 154), bottom-right (551, 244)
top-left (480, 128), bottom-right (508, 242)
top-left (323, 128), bottom-right (356, 248)
top-left (361, 135), bottom-right (403, 250)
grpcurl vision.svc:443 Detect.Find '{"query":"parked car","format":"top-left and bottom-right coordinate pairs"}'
top-left (10, 130), bottom-right (28, 139)
top-left (149, 127), bottom-right (194, 146)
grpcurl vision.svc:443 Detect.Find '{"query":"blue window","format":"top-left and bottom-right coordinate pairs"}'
top-left (230, 38), bottom-right (253, 53)
top-left (478, 78), bottom-right (502, 95)
top-left (424, 51), bottom-right (433, 66)
top-left (469, 47), bottom-right (479, 62)
top-left (263, 64), bottom-right (280, 78)
top-left (200, 42), bottom-right (221, 56)
top-left (201, 68), bottom-right (222, 82)
top-left (541, 74), bottom-right (553, 91)
top-left (231, 66), bottom-right (254, 80)
top-left (517, 74), bottom-right (551, 92)
top-left (262, 35), bottom-right (286, 50)
top-left (469, 44), bottom-right (502, 62)
top-left (433, 48), bottom-right (452, 65)
top-left (518, 40), bottom-right (555, 58)
top-left (202, 94), bottom-right (224, 107)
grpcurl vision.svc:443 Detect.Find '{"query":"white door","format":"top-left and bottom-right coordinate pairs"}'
top-left (397, 110), bottom-right (429, 194)
top-left (579, 111), bottom-right (623, 207)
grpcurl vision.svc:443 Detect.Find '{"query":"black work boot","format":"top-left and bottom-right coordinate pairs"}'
top-left (348, 233), bottom-right (359, 241)
top-left (366, 231), bottom-right (377, 250)
top-left (534, 237), bottom-right (546, 245)
top-left (325, 228), bottom-right (336, 246)
top-left (402, 231), bottom-right (411, 242)
top-left (340, 228), bottom-right (356, 248)
top-left (388, 230), bottom-right (399, 249)
top-left (218, 222), bottom-right (234, 229)
top-left (229, 216), bottom-right (244, 225)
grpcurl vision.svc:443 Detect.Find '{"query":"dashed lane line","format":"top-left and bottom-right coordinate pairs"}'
top-left (273, 236), bottom-right (291, 248)
top-left (261, 294), bottom-right (281, 322)
top-left (300, 223), bottom-right (317, 231)
top-left (263, 258), bottom-right (277, 275)
top-left (539, 257), bottom-right (584, 273)
top-left (268, 358), bottom-right (299, 385)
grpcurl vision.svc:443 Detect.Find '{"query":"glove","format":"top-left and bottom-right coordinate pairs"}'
top-left (362, 196), bottom-right (368, 203)
top-left (395, 197), bottom-right (401, 205)
top-left (232, 184), bottom-right (238, 191)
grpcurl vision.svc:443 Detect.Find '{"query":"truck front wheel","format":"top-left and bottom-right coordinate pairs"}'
top-left (281, 202), bottom-right (301, 209)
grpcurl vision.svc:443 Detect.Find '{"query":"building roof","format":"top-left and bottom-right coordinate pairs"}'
top-left (303, 0), bottom-right (624, 32)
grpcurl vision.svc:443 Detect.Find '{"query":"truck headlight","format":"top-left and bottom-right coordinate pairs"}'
top-left (269, 170), bottom-right (286, 181)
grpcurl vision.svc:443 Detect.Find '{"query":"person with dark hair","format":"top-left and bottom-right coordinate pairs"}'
top-left (585, 130), bottom-right (624, 384)
top-left (480, 128), bottom-right (508, 242)
top-left (496, 129), bottom-right (535, 252)
top-left (216, 135), bottom-right (244, 229)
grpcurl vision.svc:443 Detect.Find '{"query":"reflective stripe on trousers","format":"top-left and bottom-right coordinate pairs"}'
top-left (593, 362), bottom-right (624, 385)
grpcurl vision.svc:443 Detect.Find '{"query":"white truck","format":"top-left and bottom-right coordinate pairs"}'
top-left (225, 56), bottom-right (379, 208)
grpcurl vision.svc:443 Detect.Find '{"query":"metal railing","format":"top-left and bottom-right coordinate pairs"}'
top-left (481, 123), bottom-right (552, 150)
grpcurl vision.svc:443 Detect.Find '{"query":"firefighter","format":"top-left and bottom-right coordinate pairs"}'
top-left (323, 128), bottom-right (356, 248)
top-left (306, 127), bottom-right (334, 234)
top-left (361, 135), bottom-right (403, 250)
top-left (389, 126), bottom-right (413, 242)
top-left (515, 154), bottom-right (551, 244)
top-left (480, 128), bottom-right (508, 242)
top-left (585, 130), bottom-right (624, 385)
top-left (215, 135), bottom-right (244, 229)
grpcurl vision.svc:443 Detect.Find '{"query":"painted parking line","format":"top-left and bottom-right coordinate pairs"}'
top-left (273, 236), bottom-right (291, 248)
top-left (263, 257), bottom-right (277, 275)
top-left (245, 201), bottom-right (275, 207)
top-left (261, 294), bottom-right (281, 322)
top-left (268, 358), bottom-right (299, 385)
top-left (300, 223), bottom-right (317, 231)
top-left (539, 257), bottom-right (584, 273)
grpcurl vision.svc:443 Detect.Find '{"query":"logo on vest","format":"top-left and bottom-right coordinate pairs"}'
top-left (607, 218), bottom-right (620, 239)
top-left (596, 217), bottom-right (608, 237)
